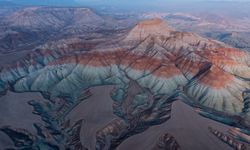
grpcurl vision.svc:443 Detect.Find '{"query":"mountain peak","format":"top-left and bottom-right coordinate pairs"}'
top-left (138, 18), bottom-right (164, 26)
top-left (124, 18), bottom-right (173, 41)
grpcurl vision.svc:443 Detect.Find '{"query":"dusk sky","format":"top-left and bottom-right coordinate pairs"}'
top-left (1, 0), bottom-right (250, 12)
top-left (4, 0), bottom-right (250, 5)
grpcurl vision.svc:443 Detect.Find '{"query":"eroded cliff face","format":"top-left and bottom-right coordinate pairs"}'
top-left (1, 18), bottom-right (250, 149)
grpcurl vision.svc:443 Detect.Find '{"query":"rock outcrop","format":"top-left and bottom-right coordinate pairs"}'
top-left (1, 18), bottom-right (250, 149)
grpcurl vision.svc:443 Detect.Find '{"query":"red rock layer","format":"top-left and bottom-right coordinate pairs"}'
top-left (49, 50), bottom-right (182, 78)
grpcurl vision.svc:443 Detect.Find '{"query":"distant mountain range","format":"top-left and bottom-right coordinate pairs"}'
top-left (0, 5), bottom-right (250, 58)
top-left (0, 7), bottom-right (135, 57)
top-left (0, 0), bottom-right (78, 6)
top-left (140, 12), bottom-right (250, 51)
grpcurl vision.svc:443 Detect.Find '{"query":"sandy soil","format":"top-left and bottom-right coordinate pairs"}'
top-left (0, 86), bottom-right (240, 150)
top-left (0, 91), bottom-right (44, 149)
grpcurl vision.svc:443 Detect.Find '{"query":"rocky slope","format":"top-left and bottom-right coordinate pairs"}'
top-left (1, 18), bottom-right (250, 149)
top-left (4, 7), bottom-right (116, 31)
top-left (0, 7), bottom-right (134, 55)
top-left (141, 12), bottom-right (250, 51)
top-left (205, 31), bottom-right (250, 51)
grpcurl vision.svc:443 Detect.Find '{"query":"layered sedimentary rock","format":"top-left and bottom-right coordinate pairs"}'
top-left (209, 127), bottom-right (247, 150)
top-left (1, 18), bottom-right (250, 148)
top-left (152, 133), bottom-right (181, 150)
